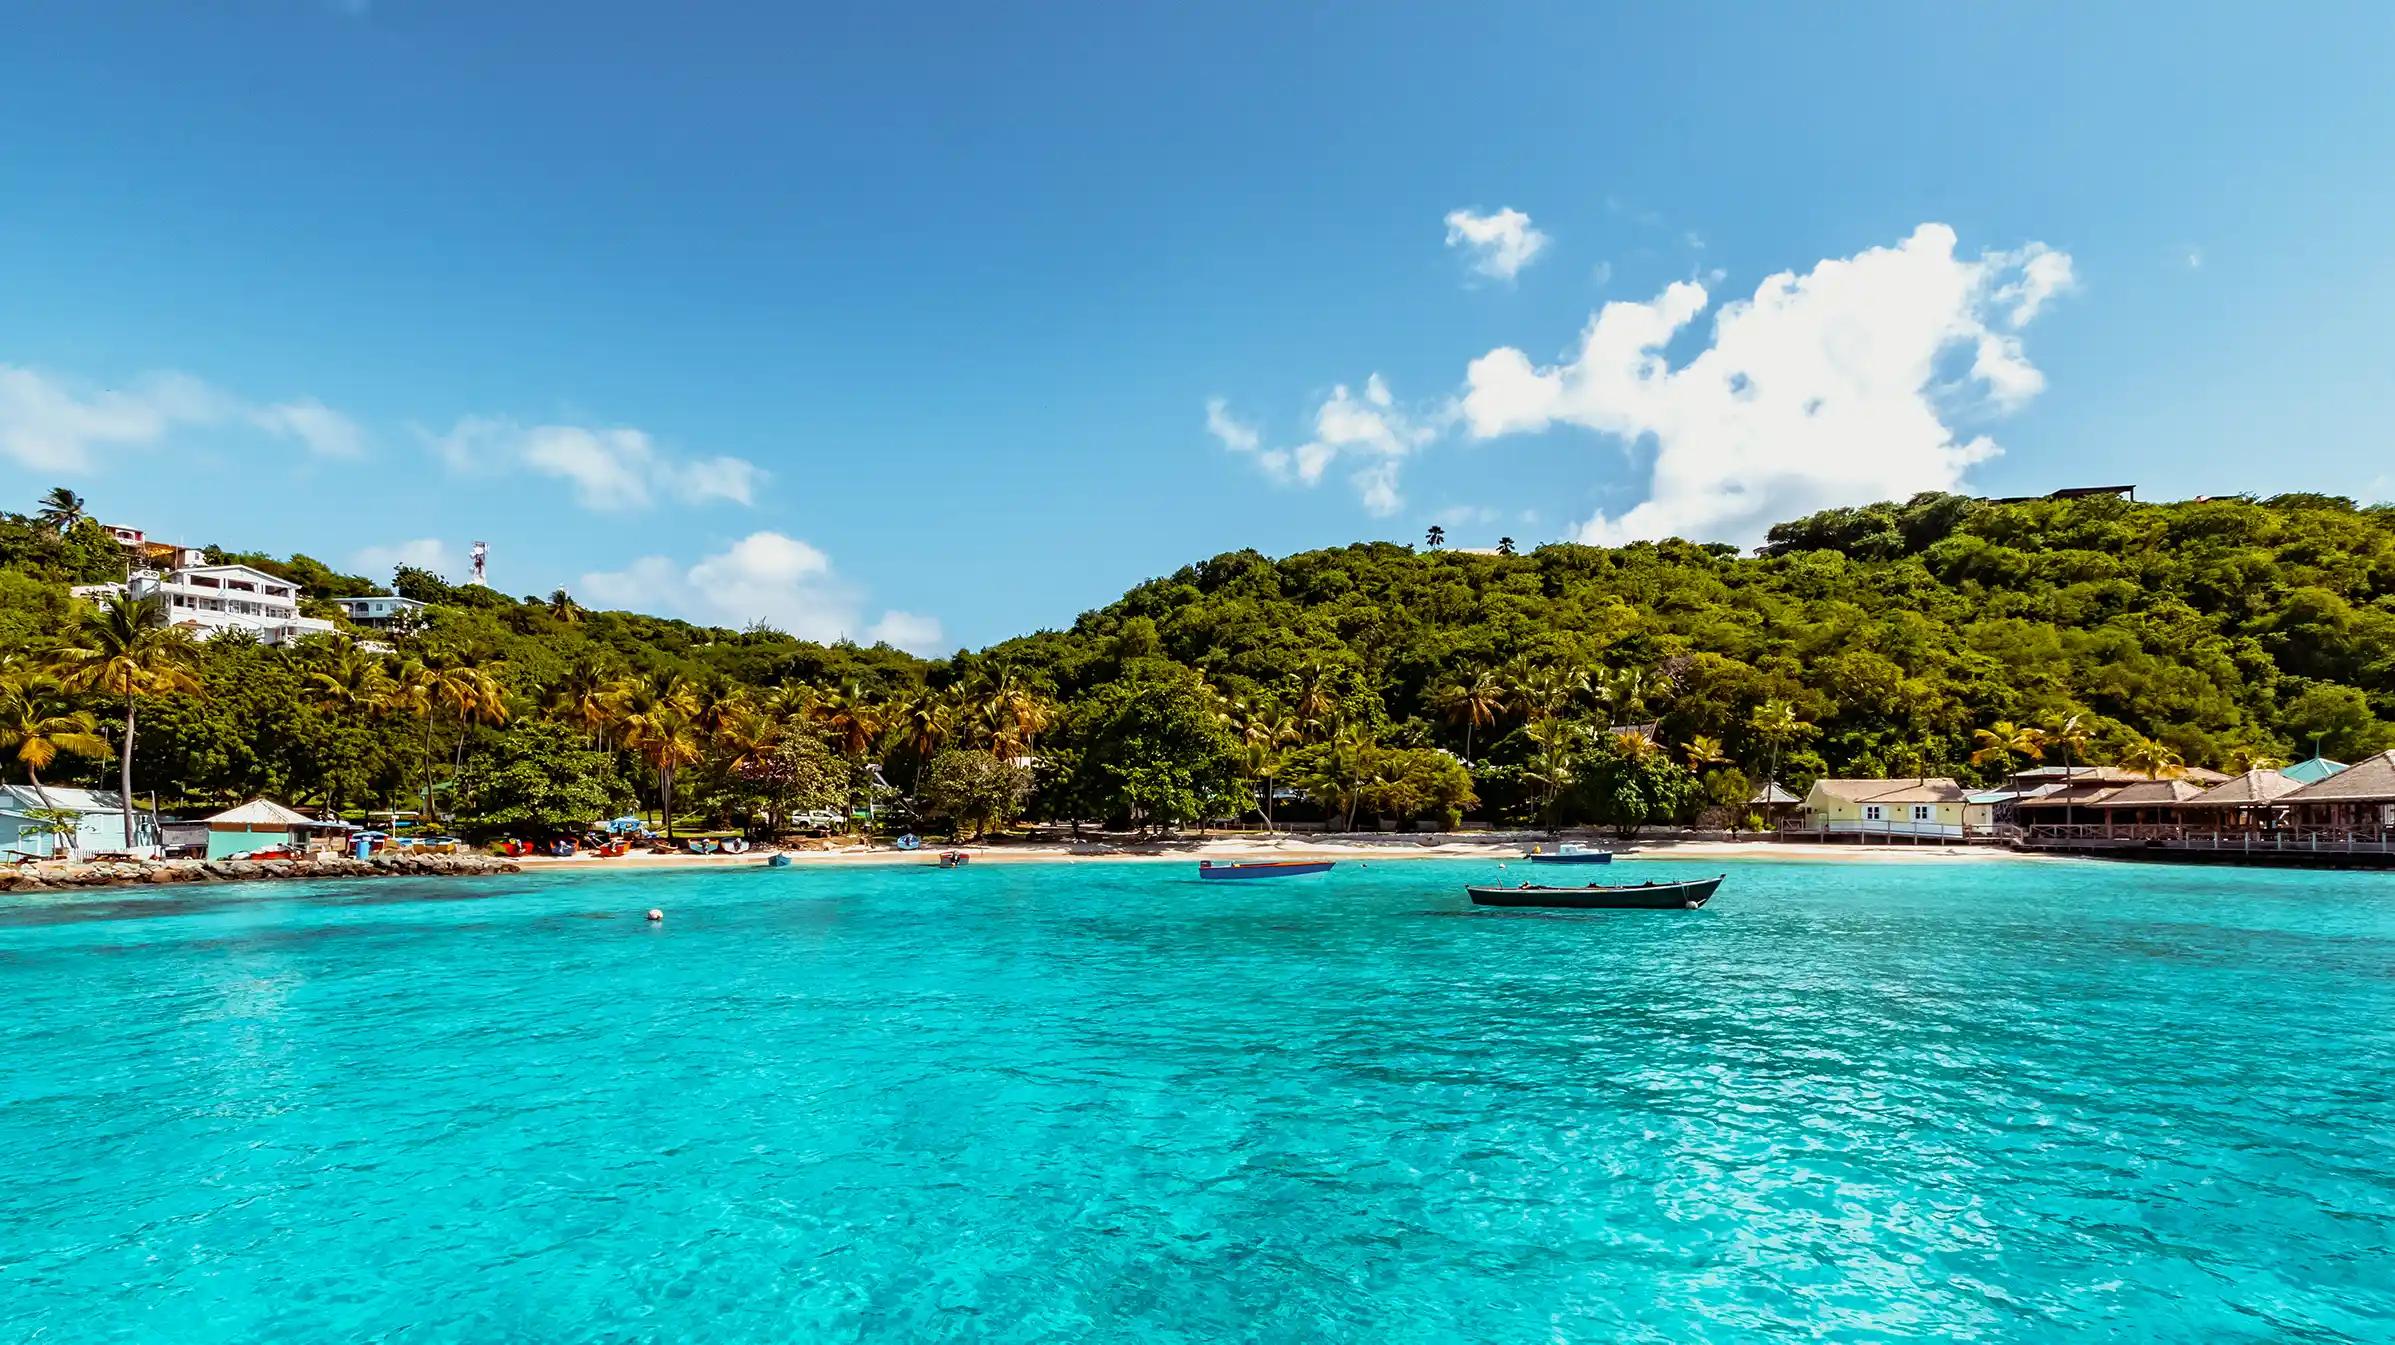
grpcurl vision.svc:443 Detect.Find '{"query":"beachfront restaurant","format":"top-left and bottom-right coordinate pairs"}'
top-left (2278, 750), bottom-right (2395, 837)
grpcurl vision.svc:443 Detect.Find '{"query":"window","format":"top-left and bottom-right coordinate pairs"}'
top-left (1863, 805), bottom-right (1884, 821)
top-left (1912, 805), bottom-right (1933, 821)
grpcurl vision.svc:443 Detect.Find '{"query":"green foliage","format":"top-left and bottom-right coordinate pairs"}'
top-left (1572, 738), bottom-right (1699, 840)
top-left (919, 749), bottom-right (1031, 838)
top-left (1059, 663), bottom-right (1243, 831)
top-left (453, 720), bottom-right (633, 832)
top-left (7, 488), bottom-right (2393, 834)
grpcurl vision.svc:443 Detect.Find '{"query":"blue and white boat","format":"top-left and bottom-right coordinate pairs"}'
top-left (1525, 842), bottom-right (1612, 865)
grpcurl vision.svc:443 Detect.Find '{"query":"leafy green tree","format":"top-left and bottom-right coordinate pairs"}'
top-left (453, 720), bottom-right (632, 832)
top-left (1575, 734), bottom-right (1699, 840)
top-left (1062, 665), bottom-right (1242, 833)
top-left (919, 749), bottom-right (1031, 839)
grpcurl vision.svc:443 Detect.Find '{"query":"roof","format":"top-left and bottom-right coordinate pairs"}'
top-left (204, 798), bottom-right (321, 827)
top-left (2090, 778), bottom-right (2214, 808)
top-left (1749, 782), bottom-right (1800, 805)
top-left (2010, 763), bottom-right (2230, 786)
top-left (2184, 769), bottom-right (2306, 808)
top-left (2281, 756), bottom-right (2350, 785)
top-left (2279, 750), bottom-right (2395, 805)
top-left (0, 785), bottom-right (129, 814)
top-left (1806, 777), bottom-right (1968, 805)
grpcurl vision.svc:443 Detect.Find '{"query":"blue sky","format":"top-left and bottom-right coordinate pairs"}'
top-left (5, 3), bottom-right (2392, 651)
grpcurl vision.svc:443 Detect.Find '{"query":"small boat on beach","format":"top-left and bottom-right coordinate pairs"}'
top-left (1467, 874), bottom-right (1724, 910)
top-left (938, 850), bottom-right (971, 869)
top-left (765, 853), bottom-right (793, 868)
top-left (1525, 842), bottom-right (1612, 865)
top-left (1198, 859), bottom-right (1335, 880)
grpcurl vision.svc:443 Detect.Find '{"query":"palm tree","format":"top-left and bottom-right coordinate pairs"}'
top-left (886, 689), bottom-right (954, 788)
top-left (1523, 719), bottom-right (1577, 833)
top-left (1424, 525), bottom-right (1445, 549)
top-left (975, 665), bottom-right (1051, 760)
top-left (1511, 663), bottom-right (1574, 725)
top-left (1287, 660), bottom-right (1340, 741)
top-left (1747, 699), bottom-right (1812, 789)
top-left (546, 589), bottom-right (583, 624)
top-left (56, 592), bottom-right (200, 852)
top-left (2224, 745), bottom-right (2284, 774)
top-left (2120, 737), bottom-right (2185, 780)
top-left (1235, 706), bottom-right (1300, 830)
top-left (1496, 537), bottom-right (1517, 557)
top-left (809, 682), bottom-right (883, 761)
top-left (2042, 713), bottom-right (2093, 780)
top-left (616, 671), bottom-right (701, 835)
top-left (1683, 734), bottom-right (1730, 773)
top-left (1431, 667), bottom-right (1504, 762)
top-left (0, 672), bottom-right (109, 847)
top-left (305, 645), bottom-right (394, 715)
top-left (1969, 721), bottom-right (2046, 774)
top-left (543, 655), bottom-right (619, 749)
top-left (36, 487), bottom-right (88, 536)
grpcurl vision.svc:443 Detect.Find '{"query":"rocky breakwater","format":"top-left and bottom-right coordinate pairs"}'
top-left (0, 852), bottom-right (522, 893)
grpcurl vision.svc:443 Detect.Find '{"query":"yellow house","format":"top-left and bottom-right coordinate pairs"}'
top-left (1798, 778), bottom-right (1971, 837)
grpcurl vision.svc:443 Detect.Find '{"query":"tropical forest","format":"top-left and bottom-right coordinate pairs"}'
top-left (3, 486), bottom-right (2392, 839)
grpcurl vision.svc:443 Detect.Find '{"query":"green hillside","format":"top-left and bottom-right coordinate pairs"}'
top-left (4, 488), bottom-right (2391, 835)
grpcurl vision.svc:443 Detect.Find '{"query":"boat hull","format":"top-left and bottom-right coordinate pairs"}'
top-left (1526, 852), bottom-right (1612, 865)
top-left (1199, 860), bottom-right (1335, 880)
top-left (1468, 875), bottom-right (1722, 910)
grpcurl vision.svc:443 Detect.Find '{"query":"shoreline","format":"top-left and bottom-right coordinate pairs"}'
top-left (507, 836), bottom-right (2038, 873)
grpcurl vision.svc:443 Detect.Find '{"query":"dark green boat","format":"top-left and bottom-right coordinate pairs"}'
top-left (1467, 874), bottom-right (1723, 910)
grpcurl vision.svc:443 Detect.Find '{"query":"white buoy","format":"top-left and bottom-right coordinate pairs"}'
top-left (646, 908), bottom-right (663, 923)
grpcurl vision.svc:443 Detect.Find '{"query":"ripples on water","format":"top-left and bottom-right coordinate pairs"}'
top-left (1, 858), bottom-right (2389, 1341)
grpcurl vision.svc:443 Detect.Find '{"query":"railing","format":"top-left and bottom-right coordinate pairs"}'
top-left (2021, 824), bottom-right (2395, 855)
top-left (1778, 819), bottom-right (1984, 841)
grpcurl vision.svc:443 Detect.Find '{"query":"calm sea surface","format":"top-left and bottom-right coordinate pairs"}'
top-left (1, 856), bottom-right (2390, 1342)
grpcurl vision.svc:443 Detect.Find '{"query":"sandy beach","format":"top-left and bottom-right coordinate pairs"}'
top-left (512, 834), bottom-right (2037, 873)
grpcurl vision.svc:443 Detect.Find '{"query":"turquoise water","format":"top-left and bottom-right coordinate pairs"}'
top-left (2, 857), bottom-right (2390, 1342)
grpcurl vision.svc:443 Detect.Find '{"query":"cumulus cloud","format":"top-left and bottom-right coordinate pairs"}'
top-left (1210, 375), bottom-right (1446, 515)
top-left (351, 538), bottom-right (457, 580)
top-left (427, 416), bottom-right (763, 511)
top-left (1459, 223), bottom-right (2073, 547)
top-left (1444, 207), bottom-right (1550, 282)
top-left (1204, 397), bottom-right (1260, 453)
top-left (0, 364), bottom-right (364, 470)
top-left (578, 530), bottom-right (943, 653)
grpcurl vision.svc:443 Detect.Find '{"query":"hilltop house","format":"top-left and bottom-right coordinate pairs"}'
top-left (72, 562), bottom-right (335, 646)
top-left (329, 594), bottom-right (428, 630)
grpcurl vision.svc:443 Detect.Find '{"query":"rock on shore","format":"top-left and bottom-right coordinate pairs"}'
top-left (0, 852), bottom-right (521, 893)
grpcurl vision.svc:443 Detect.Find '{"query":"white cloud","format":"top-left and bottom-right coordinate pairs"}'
top-left (1214, 374), bottom-right (1445, 515)
top-left (0, 364), bottom-right (363, 470)
top-left (1204, 397), bottom-right (1260, 453)
top-left (866, 610), bottom-right (946, 653)
top-left (1444, 207), bottom-right (1550, 282)
top-left (428, 416), bottom-right (763, 511)
top-left (1991, 243), bottom-right (2076, 326)
top-left (1460, 222), bottom-right (2073, 548)
top-left (578, 530), bottom-right (941, 653)
top-left (351, 538), bottom-right (456, 580)
top-left (2181, 245), bottom-right (2205, 271)
top-left (252, 398), bottom-right (366, 458)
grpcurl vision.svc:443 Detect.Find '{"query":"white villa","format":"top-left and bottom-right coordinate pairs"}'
top-left (73, 563), bottom-right (336, 646)
top-left (330, 594), bottom-right (428, 629)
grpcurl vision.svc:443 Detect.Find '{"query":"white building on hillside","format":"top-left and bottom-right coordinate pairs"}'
top-left (72, 563), bottom-right (336, 646)
top-left (330, 594), bottom-right (428, 629)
